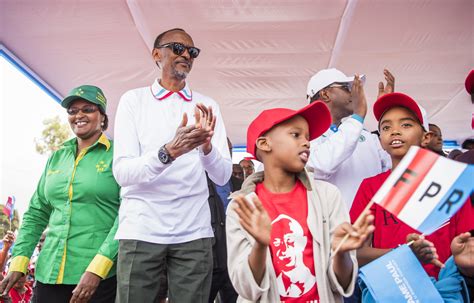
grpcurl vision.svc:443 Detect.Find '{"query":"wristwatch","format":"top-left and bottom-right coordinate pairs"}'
top-left (158, 145), bottom-right (174, 164)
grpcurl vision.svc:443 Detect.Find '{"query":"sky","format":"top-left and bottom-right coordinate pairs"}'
top-left (0, 56), bottom-right (70, 220)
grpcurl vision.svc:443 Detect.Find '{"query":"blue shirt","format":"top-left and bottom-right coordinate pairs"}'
top-left (330, 114), bottom-right (365, 132)
top-left (216, 181), bottom-right (232, 210)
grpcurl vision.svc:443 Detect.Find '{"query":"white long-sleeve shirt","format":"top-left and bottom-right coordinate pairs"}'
top-left (307, 115), bottom-right (391, 208)
top-left (113, 79), bottom-right (232, 244)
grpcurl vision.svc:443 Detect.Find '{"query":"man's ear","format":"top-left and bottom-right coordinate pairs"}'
top-left (152, 48), bottom-right (161, 64)
top-left (319, 89), bottom-right (330, 103)
top-left (421, 131), bottom-right (433, 148)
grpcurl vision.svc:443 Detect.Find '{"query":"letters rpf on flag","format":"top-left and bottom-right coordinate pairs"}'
top-left (371, 146), bottom-right (473, 235)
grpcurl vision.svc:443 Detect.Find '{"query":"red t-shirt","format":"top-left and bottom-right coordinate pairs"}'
top-left (8, 285), bottom-right (32, 303)
top-left (256, 180), bottom-right (319, 303)
top-left (350, 170), bottom-right (474, 278)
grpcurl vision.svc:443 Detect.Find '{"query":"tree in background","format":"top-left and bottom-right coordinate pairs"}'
top-left (34, 116), bottom-right (71, 155)
top-left (1, 116), bottom-right (72, 236)
top-left (0, 117), bottom-right (70, 238)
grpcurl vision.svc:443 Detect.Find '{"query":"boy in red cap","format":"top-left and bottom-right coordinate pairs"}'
top-left (350, 92), bottom-right (474, 279)
top-left (226, 101), bottom-right (374, 302)
top-left (465, 69), bottom-right (474, 129)
top-left (465, 69), bottom-right (474, 102)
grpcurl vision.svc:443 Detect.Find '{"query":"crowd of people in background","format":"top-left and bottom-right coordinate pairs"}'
top-left (0, 27), bottom-right (472, 303)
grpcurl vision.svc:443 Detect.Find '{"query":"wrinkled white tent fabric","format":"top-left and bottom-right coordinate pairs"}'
top-left (2, 0), bottom-right (473, 146)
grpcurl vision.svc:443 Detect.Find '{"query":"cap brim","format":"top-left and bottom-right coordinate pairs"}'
top-left (277, 101), bottom-right (331, 141)
top-left (465, 70), bottom-right (474, 94)
top-left (61, 95), bottom-right (104, 111)
top-left (334, 74), bottom-right (365, 84)
top-left (374, 93), bottom-right (423, 126)
top-left (346, 74), bottom-right (366, 87)
top-left (298, 101), bottom-right (332, 140)
top-left (61, 95), bottom-right (82, 109)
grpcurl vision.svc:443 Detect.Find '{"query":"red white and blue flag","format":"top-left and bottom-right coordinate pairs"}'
top-left (372, 146), bottom-right (474, 235)
top-left (3, 196), bottom-right (15, 220)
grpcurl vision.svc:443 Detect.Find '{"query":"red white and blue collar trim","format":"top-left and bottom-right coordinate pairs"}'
top-left (150, 79), bottom-right (193, 102)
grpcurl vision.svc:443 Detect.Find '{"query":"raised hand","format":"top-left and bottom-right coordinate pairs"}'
top-left (407, 233), bottom-right (444, 268)
top-left (165, 112), bottom-right (213, 159)
top-left (233, 194), bottom-right (271, 246)
top-left (451, 231), bottom-right (474, 277)
top-left (377, 69), bottom-right (395, 99)
top-left (194, 103), bottom-right (217, 155)
top-left (351, 74), bottom-right (368, 119)
top-left (332, 210), bottom-right (374, 254)
top-left (2, 231), bottom-right (15, 250)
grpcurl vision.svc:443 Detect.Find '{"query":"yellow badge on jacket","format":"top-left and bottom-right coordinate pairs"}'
top-left (96, 160), bottom-right (108, 173)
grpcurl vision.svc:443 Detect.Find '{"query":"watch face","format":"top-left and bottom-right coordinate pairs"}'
top-left (159, 148), bottom-right (170, 164)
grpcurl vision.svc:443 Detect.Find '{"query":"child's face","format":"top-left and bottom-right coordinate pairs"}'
top-left (379, 107), bottom-right (427, 161)
top-left (13, 275), bottom-right (26, 290)
top-left (264, 115), bottom-right (310, 172)
top-left (427, 124), bottom-right (443, 152)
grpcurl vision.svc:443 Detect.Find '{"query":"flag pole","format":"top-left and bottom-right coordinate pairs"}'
top-left (333, 207), bottom-right (451, 258)
top-left (332, 199), bottom-right (376, 256)
top-left (406, 221), bottom-right (451, 246)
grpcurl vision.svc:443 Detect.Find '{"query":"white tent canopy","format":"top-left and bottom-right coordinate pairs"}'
top-left (2, 0), bottom-right (473, 146)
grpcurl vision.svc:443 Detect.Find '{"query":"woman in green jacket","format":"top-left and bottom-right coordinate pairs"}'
top-left (0, 85), bottom-right (120, 303)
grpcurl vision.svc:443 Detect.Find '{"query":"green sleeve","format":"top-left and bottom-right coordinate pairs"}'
top-left (97, 215), bottom-right (119, 260)
top-left (12, 158), bottom-right (53, 260)
top-left (85, 216), bottom-right (119, 278)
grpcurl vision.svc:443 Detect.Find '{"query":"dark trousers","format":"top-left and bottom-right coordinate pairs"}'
top-left (209, 269), bottom-right (237, 303)
top-left (344, 279), bottom-right (362, 303)
top-left (34, 276), bottom-right (116, 303)
top-left (116, 238), bottom-right (212, 303)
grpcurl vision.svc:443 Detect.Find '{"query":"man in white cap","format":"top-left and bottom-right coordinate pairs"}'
top-left (305, 68), bottom-right (392, 208)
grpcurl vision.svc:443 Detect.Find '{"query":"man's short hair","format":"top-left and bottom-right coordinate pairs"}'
top-left (239, 159), bottom-right (254, 166)
top-left (153, 28), bottom-right (186, 48)
top-left (309, 92), bottom-right (321, 104)
top-left (462, 138), bottom-right (474, 149)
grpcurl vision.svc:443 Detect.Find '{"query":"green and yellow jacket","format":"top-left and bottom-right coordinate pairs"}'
top-left (10, 134), bottom-right (120, 284)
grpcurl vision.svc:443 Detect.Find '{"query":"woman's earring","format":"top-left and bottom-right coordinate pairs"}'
top-left (101, 122), bottom-right (105, 126)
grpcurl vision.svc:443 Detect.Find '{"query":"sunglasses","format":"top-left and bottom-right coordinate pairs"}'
top-left (156, 42), bottom-right (200, 59)
top-left (67, 105), bottom-right (99, 115)
top-left (328, 83), bottom-right (351, 92)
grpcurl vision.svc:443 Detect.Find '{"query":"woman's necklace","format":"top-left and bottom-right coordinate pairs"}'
top-left (17, 287), bottom-right (28, 303)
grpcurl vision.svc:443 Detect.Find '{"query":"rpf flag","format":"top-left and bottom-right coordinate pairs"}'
top-left (3, 196), bottom-right (15, 219)
top-left (372, 146), bottom-right (474, 235)
top-left (359, 245), bottom-right (443, 302)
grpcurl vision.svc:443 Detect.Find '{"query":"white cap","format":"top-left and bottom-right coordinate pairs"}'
top-left (306, 68), bottom-right (366, 101)
top-left (419, 105), bottom-right (430, 131)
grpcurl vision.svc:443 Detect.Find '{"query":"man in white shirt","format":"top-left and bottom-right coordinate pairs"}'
top-left (113, 28), bottom-right (232, 303)
top-left (306, 68), bottom-right (392, 208)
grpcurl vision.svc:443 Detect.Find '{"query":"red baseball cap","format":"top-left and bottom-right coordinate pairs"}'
top-left (373, 92), bottom-right (428, 130)
top-left (465, 70), bottom-right (474, 94)
top-left (246, 101), bottom-right (331, 158)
